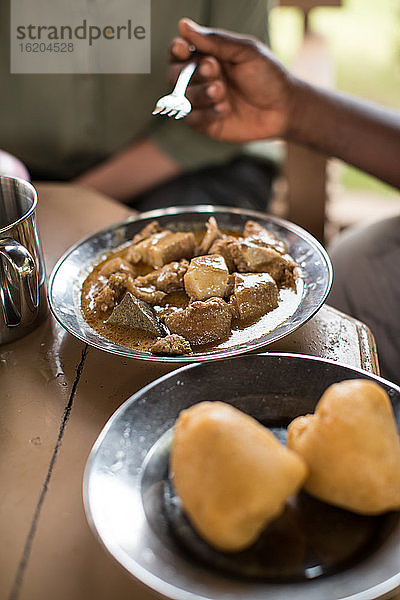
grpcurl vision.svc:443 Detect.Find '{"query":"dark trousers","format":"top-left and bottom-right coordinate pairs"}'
top-left (129, 156), bottom-right (276, 213)
top-left (328, 215), bottom-right (400, 386)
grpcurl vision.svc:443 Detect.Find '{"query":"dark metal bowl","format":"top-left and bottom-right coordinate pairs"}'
top-left (83, 353), bottom-right (400, 600)
top-left (48, 205), bottom-right (332, 362)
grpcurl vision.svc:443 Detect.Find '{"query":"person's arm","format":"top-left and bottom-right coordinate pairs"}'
top-left (76, 2), bottom-right (274, 201)
top-left (74, 138), bottom-right (181, 202)
top-left (288, 82), bottom-right (400, 189)
top-left (171, 18), bottom-right (400, 189)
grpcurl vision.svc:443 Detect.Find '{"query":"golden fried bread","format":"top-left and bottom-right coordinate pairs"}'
top-left (171, 401), bottom-right (307, 552)
top-left (287, 379), bottom-right (400, 514)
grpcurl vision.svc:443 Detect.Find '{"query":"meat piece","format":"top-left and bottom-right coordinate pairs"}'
top-left (154, 259), bottom-right (189, 292)
top-left (225, 274), bottom-right (235, 297)
top-left (99, 257), bottom-right (134, 277)
top-left (126, 231), bottom-right (195, 268)
top-left (229, 273), bottom-right (279, 323)
top-left (157, 302), bottom-right (189, 324)
top-left (243, 221), bottom-right (286, 255)
top-left (131, 220), bottom-right (162, 245)
top-left (199, 217), bottom-right (224, 254)
top-left (107, 272), bottom-right (133, 301)
top-left (151, 334), bottom-right (192, 356)
top-left (230, 240), bottom-right (297, 288)
top-left (106, 292), bottom-right (167, 336)
top-left (128, 268), bottom-right (168, 306)
top-left (164, 297), bottom-right (233, 346)
top-left (93, 284), bottom-right (115, 313)
top-left (128, 260), bottom-right (189, 305)
top-left (92, 271), bottom-right (133, 313)
top-left (128, 282), bottom-right (167, 306)
top-left (208, 237), bottom-right (237, 272)
top-left (184, 254), bottom-right (229, 301)
top-left (126, 231), bottom-right (170, 264)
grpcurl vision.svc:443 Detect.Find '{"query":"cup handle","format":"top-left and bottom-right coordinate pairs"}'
top-left (0, 237), bottom-right (38, 327)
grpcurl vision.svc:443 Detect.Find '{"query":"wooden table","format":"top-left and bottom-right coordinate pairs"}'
top-left (1, 183), bottom-right (392, 600)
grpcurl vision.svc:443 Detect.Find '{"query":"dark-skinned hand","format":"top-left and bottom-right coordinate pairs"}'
top-left (168, 18), bottom-right (297, 143)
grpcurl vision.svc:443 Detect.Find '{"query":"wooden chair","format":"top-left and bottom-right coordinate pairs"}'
top-left (276, 0), bottom-right (342, 243)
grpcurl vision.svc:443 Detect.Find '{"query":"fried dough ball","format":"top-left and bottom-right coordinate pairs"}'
top-left (171, 401), bottom-right (307, 552)
top-left (287, 379), bottom-right (400, 515)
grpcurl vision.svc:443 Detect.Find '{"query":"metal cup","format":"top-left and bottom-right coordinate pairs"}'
top-left (0, 176), bottom-right (47, 344)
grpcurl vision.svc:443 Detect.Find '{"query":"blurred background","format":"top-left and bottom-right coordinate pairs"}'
top-left (1, 0), bottom-right (398, 245)
top-left (269, 0), bottom-right (400, 241)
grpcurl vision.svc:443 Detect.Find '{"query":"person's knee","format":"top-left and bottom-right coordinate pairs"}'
top-left (327, 225), bottom-right (368, 305)
top-left (327, 216), bottom-right (400, 313)
top-left (329, 216), bottom-right (400, 277)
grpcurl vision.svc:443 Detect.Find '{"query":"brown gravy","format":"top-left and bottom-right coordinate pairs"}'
top-left (80, 230), bottom-right (303, 354)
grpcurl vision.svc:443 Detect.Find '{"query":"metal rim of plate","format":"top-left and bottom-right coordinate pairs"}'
top-left (48, 205), bottom-right (333, 362)
top-left (83, 352), bottom-right (400, 600)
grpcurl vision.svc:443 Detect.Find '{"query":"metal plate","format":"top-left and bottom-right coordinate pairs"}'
top-left (48, 205), bottom-right (332, 363)
top-left (83, 353), bottom-right (400, 600)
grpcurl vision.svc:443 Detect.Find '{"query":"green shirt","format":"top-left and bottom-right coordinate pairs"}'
top-left (0, 0), bottom-right (271, 179)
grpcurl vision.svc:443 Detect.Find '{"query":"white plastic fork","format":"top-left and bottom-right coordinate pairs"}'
top-left (152, 60), bottom-right (197, 120)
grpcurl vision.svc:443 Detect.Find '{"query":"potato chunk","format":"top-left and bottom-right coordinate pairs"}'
top-left (229, 272), bottom-right (279, 323)
top-left (184, 254), bottom-right (229, 301)
top-left (164, 297), bottom-right (232, 345)
top-left (171, 401), bottom-right (307, 552)
top-left (287, 379), bottom-right (400, 514)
